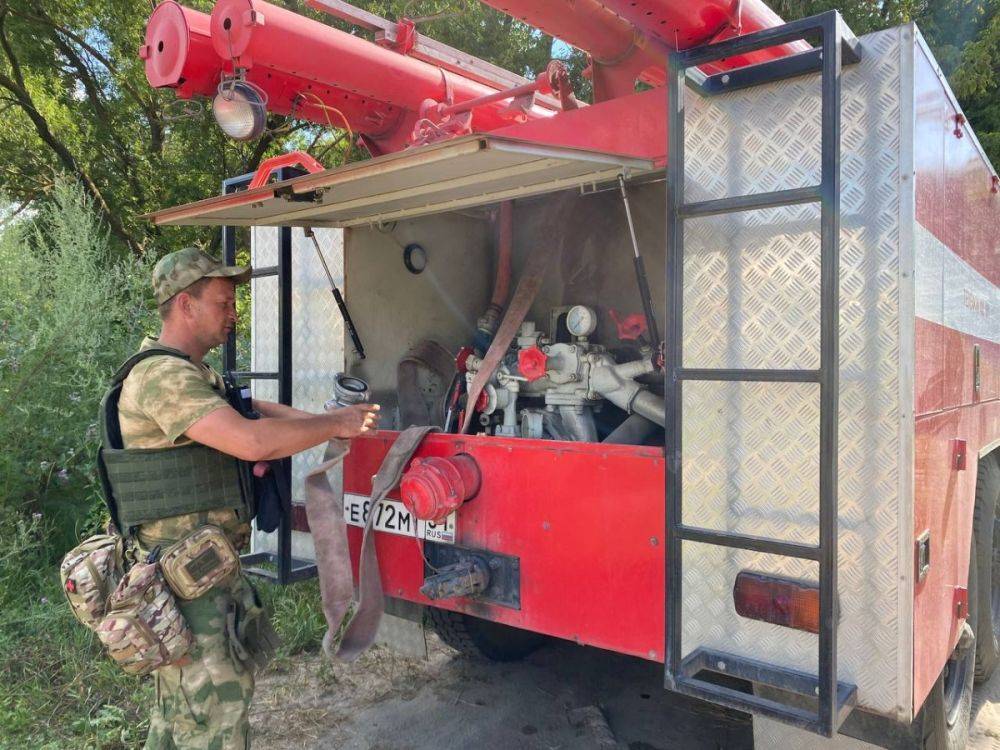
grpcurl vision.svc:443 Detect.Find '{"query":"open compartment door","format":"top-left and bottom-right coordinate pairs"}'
top-left (146, 135), bottom-right (655, 228)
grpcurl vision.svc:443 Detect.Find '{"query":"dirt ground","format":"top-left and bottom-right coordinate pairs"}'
top-left (250, 634), bottom-right (999, 749)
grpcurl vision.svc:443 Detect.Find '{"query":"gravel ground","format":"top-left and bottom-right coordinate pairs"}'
top-left (251, 634), bottom-right (999, 749)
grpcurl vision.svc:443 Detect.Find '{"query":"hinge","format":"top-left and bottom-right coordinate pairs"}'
top-left (973, 344), bottom-right (981, 399)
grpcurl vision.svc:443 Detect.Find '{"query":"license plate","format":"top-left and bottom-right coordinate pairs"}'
top-left (343, 492), bottom-right (455, 544)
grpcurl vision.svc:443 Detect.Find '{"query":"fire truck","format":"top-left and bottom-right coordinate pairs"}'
top-left (140, 1), bottom-right (999, 747)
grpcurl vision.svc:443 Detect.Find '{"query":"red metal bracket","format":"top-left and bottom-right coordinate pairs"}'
top-left (248, 151), bottom-right (325, 190)
top-left (951, 438), bottom-right (967, 471)
top-left (954, 586), bottom-right (969, 620)
top-left (953, 113), bottom-right (966, 139)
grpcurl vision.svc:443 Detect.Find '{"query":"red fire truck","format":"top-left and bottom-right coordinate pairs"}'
top-left (141, 1), bottom-right (999, 747)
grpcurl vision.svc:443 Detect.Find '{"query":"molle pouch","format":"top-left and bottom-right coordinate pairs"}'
top-left (159, 525), bottom-right (240, 600)
top-left (60, 534), bottom-right (124, 631)
top-left (96, 560), bottom-right (193, 676)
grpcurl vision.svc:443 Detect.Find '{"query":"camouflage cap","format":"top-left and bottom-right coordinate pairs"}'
top-left (152, 247), bottom-right (251, 304)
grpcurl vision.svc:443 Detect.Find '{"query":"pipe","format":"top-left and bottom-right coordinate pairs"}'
top-left (596, 0), bottom-right (810, 73)
top-left (141, 1), bottom-right (402, 141)
top-left (210, 0), bottom-right (553, 132)
top-left (491, 201), bottom-right (513, 309)
top-left (631, 390), bottom-right (666, 427)
top-left (474, 200), bottom-right (513, 351)
top-left (480, 0), bottom-right (808, 100)
top-left (603, 413), bottom-right (658, 445)
top-left (478, 0), bottom-right (664, 100)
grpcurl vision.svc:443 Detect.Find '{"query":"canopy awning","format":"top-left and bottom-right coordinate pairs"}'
top-left (146, 135), bottom-right (656, 228)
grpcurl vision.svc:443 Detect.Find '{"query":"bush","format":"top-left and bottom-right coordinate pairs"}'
top-left (0, 181), bottom-right (329, 748)
top-left (0, 179), bottom-right (156, 549)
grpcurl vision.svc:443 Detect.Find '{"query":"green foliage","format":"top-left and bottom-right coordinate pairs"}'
top-left (0, 178), bottom-right (155, 547)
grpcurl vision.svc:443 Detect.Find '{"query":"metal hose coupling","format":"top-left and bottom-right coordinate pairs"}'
top-left (400, 454), bottom-right (481, 523)
top-left (324, 372), bottom-right (370, 411)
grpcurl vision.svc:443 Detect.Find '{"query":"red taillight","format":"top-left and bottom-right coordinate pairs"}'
top-left (733, 571), bottom-right (820, 634)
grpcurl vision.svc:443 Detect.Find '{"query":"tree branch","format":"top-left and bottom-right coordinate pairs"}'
top-left (0, 13), bottom-right (138, 253)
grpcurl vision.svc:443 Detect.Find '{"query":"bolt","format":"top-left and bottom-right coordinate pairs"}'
top-left (650, 537), bottom-right (659, 546)
top-left (716, 661), bottom-right (726, 671)
top-left (489, 558), bottom-right (501, 570)
top-left (542, 521), bottom-right (551, 531)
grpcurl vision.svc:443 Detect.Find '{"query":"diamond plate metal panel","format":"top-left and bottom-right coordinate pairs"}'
top-left (250, 226), bottom-right (345, 555)
top-left (680, 27), bottom-right (907, 717)
top-left (682, 381), bottom-right (820, 544)
top-left (288, 226), bottom-right (345, 498)
top-left (754, 716), bottom-right (878, 749)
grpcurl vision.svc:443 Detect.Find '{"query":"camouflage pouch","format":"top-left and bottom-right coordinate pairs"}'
top-left (60, 534), bottom-right (124, 631)
top-left (96, 560), bottom-right (193, 676)
top-left (159, 525), bottom-right (240, 600)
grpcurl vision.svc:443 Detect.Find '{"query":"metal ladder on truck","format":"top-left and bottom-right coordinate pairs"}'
top-left (221, 167), bottom-right (318, 586)
top-left (664, 11), bottom-right (861, 737)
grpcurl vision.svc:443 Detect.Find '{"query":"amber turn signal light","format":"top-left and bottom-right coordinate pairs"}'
top-left (733, 571), bottom-right (820, 634)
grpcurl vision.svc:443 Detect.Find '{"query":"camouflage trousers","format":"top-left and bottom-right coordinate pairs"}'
top-left (144, 579), bottom-right (255, 750)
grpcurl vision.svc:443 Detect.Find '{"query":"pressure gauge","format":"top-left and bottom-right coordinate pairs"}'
top-left (566, 305), bottom-right (597, 337)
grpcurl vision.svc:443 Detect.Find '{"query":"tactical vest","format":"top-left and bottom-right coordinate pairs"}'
top-left (96, 348), bottom-right (254, 536)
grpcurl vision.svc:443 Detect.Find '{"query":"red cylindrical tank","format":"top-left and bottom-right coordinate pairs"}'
top-left (141, 1), bottom-right (406, 144)
top-left (210, 0), bottom-right (553, 132)
top-left (140, 1), bottom-right (221, 99)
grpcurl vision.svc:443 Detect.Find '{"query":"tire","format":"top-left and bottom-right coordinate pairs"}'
top-left (973, 452), bottom-right (1000, 683)
top-left (914, 536), bottom-right (978, 750)
top-left (428, 607), bottom-right (547, 662)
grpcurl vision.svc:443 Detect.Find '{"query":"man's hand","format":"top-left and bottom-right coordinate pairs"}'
top-left (328, 403), bottom-right (380, 438)
top-left (186, 402), bottom-right (382, 462)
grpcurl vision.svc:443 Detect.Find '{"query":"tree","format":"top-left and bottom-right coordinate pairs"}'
top-left (772, 0), bottom-right (1000, 167)
top-left (0, 0), bottom-right (576, 256)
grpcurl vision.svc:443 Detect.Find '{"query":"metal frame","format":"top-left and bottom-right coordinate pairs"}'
top-left (664, 11), bottom-right (859, 736)
top-left (221, 169), bottom-right (317, 585)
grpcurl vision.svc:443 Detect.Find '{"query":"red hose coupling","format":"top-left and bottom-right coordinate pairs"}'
top-left (400, 454), bottom-right (481, 523)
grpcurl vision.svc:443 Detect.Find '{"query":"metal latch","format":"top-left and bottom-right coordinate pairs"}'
top-left (915, 529), bottom-right (931, 583)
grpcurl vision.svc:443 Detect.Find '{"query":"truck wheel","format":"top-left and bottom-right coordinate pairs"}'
top-left (916, 537), bottom-right (977, 750)
top-left (428, 607), bottom-right (546, 662)
top-left (973, 452), bottom-right (1000, 682)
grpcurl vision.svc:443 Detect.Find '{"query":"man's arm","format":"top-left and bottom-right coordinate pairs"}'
top-left (252, 399), bottom-right (313, 419)
top-left (185, 402), bottom-right (380, 462)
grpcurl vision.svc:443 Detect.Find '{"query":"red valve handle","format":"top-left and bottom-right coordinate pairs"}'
top-left (248, 150), bottom-right (325, 190)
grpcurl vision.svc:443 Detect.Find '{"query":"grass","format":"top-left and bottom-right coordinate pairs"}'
top-left (0, 563), bottom-right (327, 750)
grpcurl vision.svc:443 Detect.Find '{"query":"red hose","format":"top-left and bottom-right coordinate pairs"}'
top-left (491, 201), bottom-right (513, 309)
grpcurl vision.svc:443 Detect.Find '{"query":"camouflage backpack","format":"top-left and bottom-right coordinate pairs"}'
top-left (96, 560), bottom-right (194, 676)
top-left (60, 534), bottom-right (125, 631)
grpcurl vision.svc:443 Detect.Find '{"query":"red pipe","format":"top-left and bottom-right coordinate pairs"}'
top-left (596, 0), bottom-right (809, 72)
top-left (141, 0), bottom-right (403, 141)
top-left (491, 201), bottom-right (513, 309)
top-left (478, 0), bottom-right (665, 100)
top-left (479, 0), bottom-right (807, 99)
top-left (210, 0), bottom-right (553, 132)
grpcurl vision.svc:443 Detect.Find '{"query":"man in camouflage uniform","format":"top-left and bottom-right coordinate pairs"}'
top-left (119, 247), bottom-right (379, 749)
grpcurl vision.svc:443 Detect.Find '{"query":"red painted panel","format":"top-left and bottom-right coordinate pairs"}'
top-left (494, 88), bottom-right (667, 165)
top-left (342, 431), bottom-right (667, 661)
top-left (914, 48), bottom-right (1000, 288)
top-left (915, 317), bottom-right (945, 416)
top-left (913, 405), bottom-right (993, 710)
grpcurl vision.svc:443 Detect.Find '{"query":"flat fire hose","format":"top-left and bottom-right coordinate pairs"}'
top-left (460, 193), bottom-right (574, 434)
top-left (304, 425), bottom-right (437, 661)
